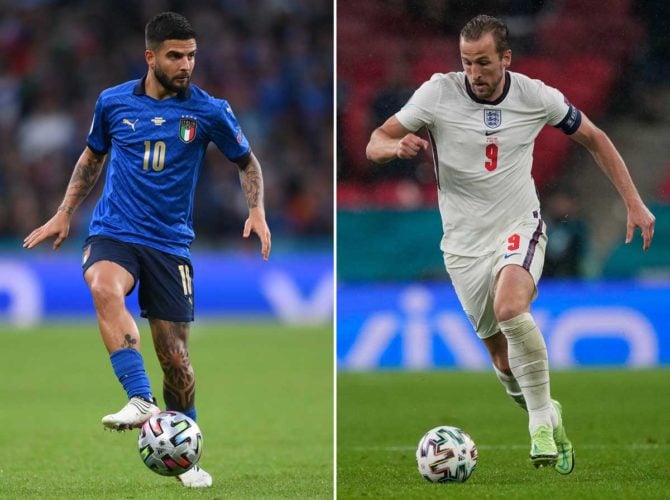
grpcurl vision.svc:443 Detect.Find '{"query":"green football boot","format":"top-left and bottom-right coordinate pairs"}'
top-left (529, 425), bottom-right (558, 468)
top-left (552, 400), bottom-right (575, 474)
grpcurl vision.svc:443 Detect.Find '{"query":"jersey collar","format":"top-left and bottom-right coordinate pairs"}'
top-left (464, 72), bottom-right (511, 106)
top-left (133, 75), bottom-right (192, 100)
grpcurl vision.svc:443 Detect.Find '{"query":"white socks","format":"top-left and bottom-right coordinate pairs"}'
top-left (498, 313), bottom-right (557, 432)
top-left (493, 364), bottom-right (527, 410)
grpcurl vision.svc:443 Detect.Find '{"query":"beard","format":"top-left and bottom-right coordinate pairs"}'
top-left (154, 64), bottom-right (190, 94)
top-left (471, 73), bottom-right (504, 100)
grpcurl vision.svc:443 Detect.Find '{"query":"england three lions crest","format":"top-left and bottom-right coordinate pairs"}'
top-left (484, 109), bottom-right (502, 129)
top-left (179, 117), bottom-right (197, 143)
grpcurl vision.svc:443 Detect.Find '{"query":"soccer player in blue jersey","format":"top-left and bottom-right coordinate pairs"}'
top-left (23, 12), bottom-right (271, 488)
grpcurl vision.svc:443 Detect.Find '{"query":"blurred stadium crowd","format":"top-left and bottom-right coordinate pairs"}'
top-left (0, 0), bottom-right (333, 249)
top-left (338, 0), bottom-right (670, 278)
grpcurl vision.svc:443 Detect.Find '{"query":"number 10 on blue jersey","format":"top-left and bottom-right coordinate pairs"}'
top-left (143, 140), bottom-right (166, 171)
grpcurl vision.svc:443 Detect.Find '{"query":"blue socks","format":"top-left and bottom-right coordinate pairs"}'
top-left (110, 348), bottom-right (153, 402)
top-left (111, 348), bottom-right (197, 420)
top-left (170, 406), bottom-right (197, 421)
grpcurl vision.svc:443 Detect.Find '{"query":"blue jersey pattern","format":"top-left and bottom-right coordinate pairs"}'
top-left (86, 78), bottom-right (251, 258)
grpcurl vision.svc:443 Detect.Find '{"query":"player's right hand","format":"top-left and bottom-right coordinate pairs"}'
top-left (242, 207), bottom-right (271, 261)
top-left (23, 210), bottom-right (72, 250)
top-left (396, 133), bottom-right (429, 160)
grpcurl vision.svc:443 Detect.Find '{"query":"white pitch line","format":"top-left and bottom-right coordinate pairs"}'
top-left (348, 443), bottom-right (668, 452)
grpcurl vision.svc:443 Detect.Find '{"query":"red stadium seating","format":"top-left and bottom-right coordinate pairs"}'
top-left (536, 14), bottom-right (643, 65)
top-left (410, 37), bottom-right (459, 84)
top-left (337, 0), bottom-right (644, 207)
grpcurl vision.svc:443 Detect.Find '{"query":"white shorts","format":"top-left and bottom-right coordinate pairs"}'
top-left (443, 215), bottom-right (547, 339)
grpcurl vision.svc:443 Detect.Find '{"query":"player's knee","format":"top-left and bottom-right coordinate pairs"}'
top-left (494, 301), bottom-right (527, 323)
top-left (88, 279), bottom-right (124, 308)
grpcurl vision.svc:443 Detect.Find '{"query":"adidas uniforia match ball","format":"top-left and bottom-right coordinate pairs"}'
top-left (138, 411), bottom-right (203, 476)
top-left (416, 425), bottom-right (478, 483)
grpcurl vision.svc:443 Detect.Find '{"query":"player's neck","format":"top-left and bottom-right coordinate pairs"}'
top-left (144, 72), bottom-right (179, 100)
top-left (487, 72), bottom-right (507, 102)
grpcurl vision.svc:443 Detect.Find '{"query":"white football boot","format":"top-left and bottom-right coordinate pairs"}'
top-left (101, 396), bottom-right (160, 431)
top-left (177, 465), bottom-right (212, 488)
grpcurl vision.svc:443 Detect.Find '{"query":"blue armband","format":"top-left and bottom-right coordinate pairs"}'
top-left (555, 103), bottom-right (582, 135)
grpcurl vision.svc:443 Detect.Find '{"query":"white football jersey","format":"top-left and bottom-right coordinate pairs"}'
top-left (396, 71), bottom-right (579, 256)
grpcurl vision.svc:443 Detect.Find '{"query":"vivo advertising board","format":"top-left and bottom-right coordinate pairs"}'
top-left (338, 281), bottom-right (670, 369)
top-left (0, 252), bottom-right (333, 326)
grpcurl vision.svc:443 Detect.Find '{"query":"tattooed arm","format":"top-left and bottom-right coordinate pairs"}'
top-left (236, 152), bottom-right (271, 260)
top-left (23, 147), bottom-right (106, 250)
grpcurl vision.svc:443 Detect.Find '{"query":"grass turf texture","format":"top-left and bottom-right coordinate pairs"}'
top-left (1, 321), bottom-right (333, 499)
top-left (338, 370), bottom-right (670, 499)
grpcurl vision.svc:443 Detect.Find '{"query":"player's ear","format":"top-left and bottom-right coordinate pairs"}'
top-left (502, 49), bottom-right (512, 69)
top-left (145, 49), bottom-right (155, 69)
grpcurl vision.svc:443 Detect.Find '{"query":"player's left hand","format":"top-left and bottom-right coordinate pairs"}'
top-left (243, 207), bottom-right (271, 260)
top-left (626, 201), bottom-right (655, 251)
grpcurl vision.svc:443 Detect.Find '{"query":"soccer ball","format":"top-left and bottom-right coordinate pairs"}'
top-left (138, 411), bottom-right (203, 476)
top-left (416, 425), bottom-right (478, 483)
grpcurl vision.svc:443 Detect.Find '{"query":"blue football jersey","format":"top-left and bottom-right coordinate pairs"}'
top-left (86, 78), bottom-right (251, 257)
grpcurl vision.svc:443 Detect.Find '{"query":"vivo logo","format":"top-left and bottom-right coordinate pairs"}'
top-left (340, 286), bottom-right (662, 369)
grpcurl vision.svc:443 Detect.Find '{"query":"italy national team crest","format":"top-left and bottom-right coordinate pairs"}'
top-left (484, 109), bottom-right (502, 129)
top-left (179, 117), bottom-right (197, 143)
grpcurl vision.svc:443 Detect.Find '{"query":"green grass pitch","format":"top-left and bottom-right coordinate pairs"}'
top-left (1, 321), bottom-right (333, 499)
top-left (337, 369), bottom-right (670, 499)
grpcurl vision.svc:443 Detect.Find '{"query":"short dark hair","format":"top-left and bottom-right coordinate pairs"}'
top-left (145, 12), bottom-right (196, 50)
top-left (460, 15), bottom-right (510, 57)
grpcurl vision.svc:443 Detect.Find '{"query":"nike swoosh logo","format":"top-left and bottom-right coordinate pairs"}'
top-left (485, 130), bottom-right (498, 136)
top-left (504, 252), bottom-right (521, 259)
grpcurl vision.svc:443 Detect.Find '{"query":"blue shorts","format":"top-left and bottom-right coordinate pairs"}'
top-left (82, 235), bottom-right (194, 322)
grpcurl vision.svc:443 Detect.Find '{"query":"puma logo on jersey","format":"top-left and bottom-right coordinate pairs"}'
top-left (122, 118), bottom-right (138, 131)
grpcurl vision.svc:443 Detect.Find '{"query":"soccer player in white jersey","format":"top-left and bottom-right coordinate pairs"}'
top-left (366, 14), bottom-right (655, 474)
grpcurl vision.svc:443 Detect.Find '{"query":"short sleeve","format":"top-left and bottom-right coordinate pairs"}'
top-left (210, 100), bottom-right (251, 162)
top-left (86, 95), bottom-right (110, 154)
top-left (539, 82), bottom-right (582, 135)
top-left (395, 78), bottom-right (440, 132)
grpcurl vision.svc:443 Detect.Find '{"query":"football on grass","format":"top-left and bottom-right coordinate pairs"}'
top-left (138, 411), bottom-right (203, 476)
top-left (416, 425), bottom-right (478, 483)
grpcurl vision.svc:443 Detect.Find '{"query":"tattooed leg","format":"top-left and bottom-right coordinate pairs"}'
top-left (85, 260), bottom-right (141, 353)
top-left (149, 319), bottom-right (196, 413)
